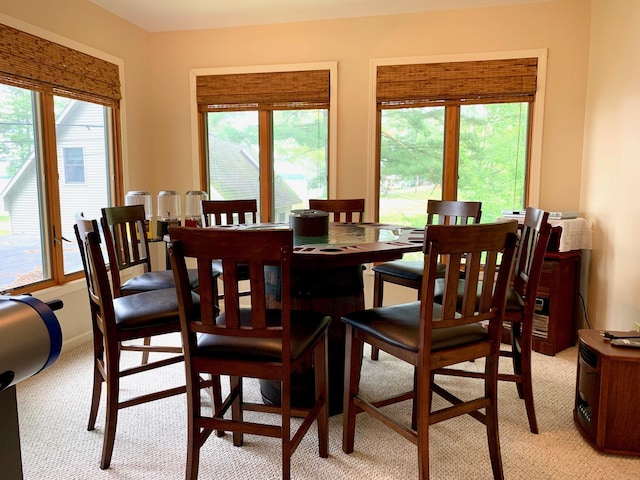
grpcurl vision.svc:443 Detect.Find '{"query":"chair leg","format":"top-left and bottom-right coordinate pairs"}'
top-left (370, 273), bottom-right (383, 360)
top-left (281, 371), bottom-right (292, 480)
top-left (230, 376), bottom-right (243, 446)
top-left (314, 333), bottom-right (329, 458)
top-left (510, 323), bottom-right (524, 398)
top-left (141, 336), bottom-right (151, 365)
top-left (87, 361), bottom-right (103, 431)
top-left (88, 332), bottom-right (104, 431)
top-left (519, 334), bottom-right (539, 434)
top-left (100, 356), bottom-right (119, 470)
top-left (187, 372), bottom-right (201, 480)
top-left (210, 374), bottom-right (225, 437)
top-left (415, 370), bottom-right (431, 480)
top-left (342, 326), bottom-right (364, 454)
top-left (484, 355), bottom-right (504, 480)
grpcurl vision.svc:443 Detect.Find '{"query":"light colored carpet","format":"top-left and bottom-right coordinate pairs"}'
top-left (16, 335), bottom-right (640, 479)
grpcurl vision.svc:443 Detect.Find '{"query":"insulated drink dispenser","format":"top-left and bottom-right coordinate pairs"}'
top-left (157, 190), bottom-right (181, 236)
top-left (125, 190), bottom-right (152, 238)
top-left (184, 190), bottom-right (208, 227)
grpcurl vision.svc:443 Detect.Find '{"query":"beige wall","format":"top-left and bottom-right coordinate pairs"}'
top-left (581, 0), bottom-right (640, 331)
top-left (148, 0), bottom-right (591, 211)
top-left (5, 0), bottom-right (620, 344)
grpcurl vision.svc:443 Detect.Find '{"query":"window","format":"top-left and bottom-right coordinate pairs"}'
top-left (0, 23), bottom-right (122, 293)
top-left (63, 147), bottom-right (86, 184)
top-left (376, 57), bottom-right (539, 225)
top-left (196, 66), bottom-right (334, 222)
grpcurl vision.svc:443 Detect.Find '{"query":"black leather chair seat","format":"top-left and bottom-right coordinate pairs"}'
top-left (372, 260), bottom-right (422, 281)
top-left (121, 269), bottom-right (202, 294)
top-left (114, 288), bottom-right (200, 330)
top-left (433, 279), bottom-right (525, 314)
top-left (341, 301), bottom-right (487, 353)
top-left (197, 309), bottom-right (331, 362)
top-left (505, 288), bottom-right (525, 313)
top-left (372, 260), bottom-right (447, 281)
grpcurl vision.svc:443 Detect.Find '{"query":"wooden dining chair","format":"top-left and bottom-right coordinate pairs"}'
top-left (74, 217), bottom-right (189, 470)
top-left (369, 199), bottom-right (482, 360)
top-left (101, 205), bottom-right (205, 364)
top-left (342, 221), bottom-right (517, 479)
top-left (168, 226), bottom-right (330, 480)
top-left (309, 198), bottom-right (365, 223)
top-left (434, 207), bottom-right (551, 434)
top-left (201, 199), bottom-right (258, 227)
top-left (201, 199), bottom-right (258, 301)
top-left (100, 205), bottom-right (200, 298)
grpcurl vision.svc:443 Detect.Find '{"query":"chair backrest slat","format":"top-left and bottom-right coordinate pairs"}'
top-left (309, 198), bottom-right (365, 223)
top-left (201, 199), bottom-right (258, 227)
top-left (513, 207), bottom-right (552, 312)
top-left (101, 205), bottom-right (152, 297)
top-left (422, 221), bottom-right (518, 340)
top-left (426, 199), bottom-right (482, 225)
top-left (169, 226), bottom-right (292, 342)
top-left (74, 218), bottom-right (116, 336)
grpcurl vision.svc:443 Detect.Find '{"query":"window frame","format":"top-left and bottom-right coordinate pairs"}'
top-left (367, 50), bottom-right (547, 220)
top-left (0, 21), bottom-right (124, 293)
top-left (190, 62), bottom-right (338, 221)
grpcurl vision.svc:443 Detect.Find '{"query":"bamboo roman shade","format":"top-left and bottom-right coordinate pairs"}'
top-left (377, 57), bottom-right (538, 108)
top-left (197, 69), bottom-right (330, 111)
top-left (0, 23), bottom-right (121, 108)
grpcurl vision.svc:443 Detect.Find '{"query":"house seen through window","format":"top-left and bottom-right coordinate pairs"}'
top-left (0, 23), bottom-right (121, 293)
top-left (197, 68), bottom-right (330, 222)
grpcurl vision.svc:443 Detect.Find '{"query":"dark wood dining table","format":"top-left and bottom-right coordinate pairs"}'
top-left (224, 222), bottom-right (425, 414)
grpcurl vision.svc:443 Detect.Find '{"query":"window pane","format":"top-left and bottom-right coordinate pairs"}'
top-left (378, 106), bottom-right (445, 226)
top-left (273, 109), bottom-right (327, 222)
top-left (458, 103), bottom-right (528, 222)
top-left (55, 97), bottom-right (111, 275)
top-left (0, 84), bottom-right (49, 291)
top-left (63, 147), bottom-right (85, 184)
top-left (207, 111), bottom-right (260, 219)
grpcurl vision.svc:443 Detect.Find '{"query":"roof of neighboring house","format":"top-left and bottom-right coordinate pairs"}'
top-left (0, 100), bottom-right (78, 204)
top-left (208, 136), bottom-right (300, 209)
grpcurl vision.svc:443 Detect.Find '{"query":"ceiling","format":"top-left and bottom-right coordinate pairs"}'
top-left (89, 0), bottom-right (552, 33)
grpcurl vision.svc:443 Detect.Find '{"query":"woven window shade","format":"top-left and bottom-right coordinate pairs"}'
top-left (197, 69), bottom-right (330, 112)
top-left (377, 58), bottom-right (537, 108)
top-left (0, 23), bottom-right (121, 108)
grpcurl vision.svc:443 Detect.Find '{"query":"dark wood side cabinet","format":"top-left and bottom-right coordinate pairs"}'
top-left (503, 250), bottom-right (582, 355)
top-left (574, 329), bottom-right (640, 456)
top-left (532, 251), bottom-right (582, 355)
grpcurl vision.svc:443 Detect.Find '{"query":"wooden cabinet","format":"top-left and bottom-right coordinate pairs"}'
top-left (503, 250), bottom-right (581, 355)
top-left (574, 329), bottom-right (640, 456)
top-left (531, 250), bottom-right (581, 355)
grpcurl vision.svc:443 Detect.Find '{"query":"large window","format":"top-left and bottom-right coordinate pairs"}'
top-left (0, 24), bottom-right (121, 293)
top-left (196, 67), bottom-right (332, 222)
top-left (376, 57), bottom-right (538, 225)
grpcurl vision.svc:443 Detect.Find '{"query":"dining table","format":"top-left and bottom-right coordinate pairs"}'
top-left (217, 221), bottom-right (425, 415)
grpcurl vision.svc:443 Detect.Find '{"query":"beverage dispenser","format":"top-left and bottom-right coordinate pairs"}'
top-left (184, 190), bottom-right (208, 227)
top-left (156, 190), bottom-right (181, 237)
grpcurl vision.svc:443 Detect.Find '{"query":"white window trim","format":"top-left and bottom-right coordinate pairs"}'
top-left (189, 62), bottom-right (338, 198)
top-left (367, 49), bottom-right (548, 210)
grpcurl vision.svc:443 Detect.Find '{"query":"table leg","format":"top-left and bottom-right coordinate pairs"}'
top-left (262, 265), bottom-right (364, 416)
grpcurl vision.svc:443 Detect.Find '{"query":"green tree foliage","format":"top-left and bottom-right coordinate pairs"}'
top-left (0, 84), bottom-right (34, 176)
top-left (458, 103), bottom-right (527, 220)
top-left (380, 106), bottom-right (444, 194)
top-left (380, 102), bottom-right (528, 224)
